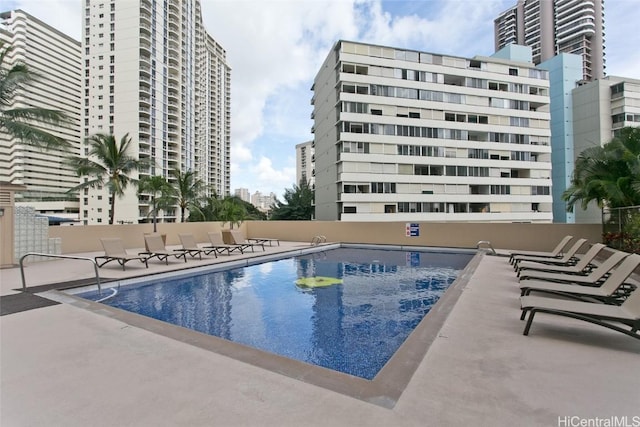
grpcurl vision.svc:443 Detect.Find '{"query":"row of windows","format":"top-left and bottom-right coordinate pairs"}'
top-left (343, 201), bottom-right (543, 214)
top-left (612, 113), bottom-right (640, 124)
top-left (414, 165), bottom-right (493, 176)
top-left (342, 84), bottom-right (534, 112)
top-left (341, 183), bottom-right (550, 195)
top-left (343, 102), bottom-right (531, 128)
top-left (339, 143), bottom-right (541, 166)
top-left (343, 62), bottom-right (545, 95)
top-left (340, 122), bottom-right (541, 146)
top-left (340, 43), bottom-right (548, 80)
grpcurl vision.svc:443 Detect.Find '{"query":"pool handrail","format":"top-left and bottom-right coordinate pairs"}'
top-left (20, 253), bottom-right (102, 294)
top-left (311, 235), bottom-right (327, 246)
top-left (476, 241), bottom-right (497, 255)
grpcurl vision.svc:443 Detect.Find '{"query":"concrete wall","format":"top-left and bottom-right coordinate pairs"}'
top-left (48, 220), bottom-right (602, 254)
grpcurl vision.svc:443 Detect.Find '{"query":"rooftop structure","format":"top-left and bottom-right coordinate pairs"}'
top-left (1, 220), bottom-right (636, 425)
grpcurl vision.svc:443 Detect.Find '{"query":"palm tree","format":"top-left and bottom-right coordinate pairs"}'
top-left (170, 168), bottom-right (205, 222)
top-left (563, 127), bottom-right (640, 212)
top-left (188, 195), bottom-right (219, 222)
top-left (217, 195), bottom-right (247, 229)
top-left (66, 133), bottom-right (151, 224)
top-left (0, 42), bottom-right (70, 150)
top-left (138, 175), bottom-right (175, 232)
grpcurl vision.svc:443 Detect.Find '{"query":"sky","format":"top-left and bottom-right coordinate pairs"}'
top-left (5, 0), bottom-right (640, 199)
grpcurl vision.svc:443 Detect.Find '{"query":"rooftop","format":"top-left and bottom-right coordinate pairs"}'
top-left (1, 241), bottom-right (638, 426)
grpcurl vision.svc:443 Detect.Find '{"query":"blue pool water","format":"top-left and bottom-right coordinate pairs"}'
top-left (77, 247), bottom-right (472, 379)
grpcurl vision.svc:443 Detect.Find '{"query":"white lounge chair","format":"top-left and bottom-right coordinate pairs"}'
top-left (95, 238), bottom-right (148, 270)
top-left (139, 234), bottom-right (187, 264)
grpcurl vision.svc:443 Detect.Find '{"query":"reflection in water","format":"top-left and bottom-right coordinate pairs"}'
top-left (80, 248), bottom-right (472, 379)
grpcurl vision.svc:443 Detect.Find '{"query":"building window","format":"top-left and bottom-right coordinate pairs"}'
top-left (491, 185), bottom-right (511, 195)
top-left (611, 83), bottom-right (624, 96)
top-left (371, 182), bottom-right (396, 193)
top-left (343, 206), bottom-right (356, 214)
top-left (531, 186), bottom-right (550, 195)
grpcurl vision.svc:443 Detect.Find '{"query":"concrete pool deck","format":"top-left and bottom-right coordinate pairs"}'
top-left (1, 242), bottom-right (639, 426)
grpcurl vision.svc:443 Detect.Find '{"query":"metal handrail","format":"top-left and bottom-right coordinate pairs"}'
top-left (476, 241), bottom-right (497, 255)
top-left (20, 253), bottom-right (102, 294)
top-left (310, 235), bottom-right (327, 246)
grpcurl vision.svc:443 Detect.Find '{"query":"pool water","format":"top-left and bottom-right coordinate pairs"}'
top-left (78, 247), bottom-right (472, 379)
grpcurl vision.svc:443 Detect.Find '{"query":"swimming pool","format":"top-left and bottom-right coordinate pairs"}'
top-left (75, 246), bottom-right (473, 380)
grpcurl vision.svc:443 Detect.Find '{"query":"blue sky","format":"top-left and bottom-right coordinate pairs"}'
top-left (6, 0), bottom-right (640, 198)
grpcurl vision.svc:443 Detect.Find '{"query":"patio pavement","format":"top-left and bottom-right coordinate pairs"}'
top-left (1, 242), bottom-right (639, 427)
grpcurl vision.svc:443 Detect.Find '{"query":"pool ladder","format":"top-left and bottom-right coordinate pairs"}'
top-left (310, 235), bottom-right (326, 246)
top-left (476, 240), bottom-right (497, 255)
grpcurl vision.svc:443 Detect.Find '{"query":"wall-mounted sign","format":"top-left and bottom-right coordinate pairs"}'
top-left (406, 223), bottom-right (419, 237)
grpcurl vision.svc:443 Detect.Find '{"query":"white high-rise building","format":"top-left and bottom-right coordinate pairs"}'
top-left (295, 140), bottom-right (314, 187)
top-left (82, 0), bottom-right (230, 225)
top-left (251, 191), bottom-right (276, 212)
top-left (312, 41), bottom-right (553, 222)
top-left (571, 76), bottom-right (640, 223)
top-left (234, 188), bottom-right (250, 203)
top-left (494, 0), bottom-right (605, 81)
top-left (0, 10), bottom-right (81, 218)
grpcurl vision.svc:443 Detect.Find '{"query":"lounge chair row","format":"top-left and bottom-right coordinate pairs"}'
top-left (505, 235), bottom-right (640, 341)
top-left (95, 230), bottom-right (274, 270)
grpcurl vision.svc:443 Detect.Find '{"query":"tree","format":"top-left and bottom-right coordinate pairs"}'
top-left (239, 199), bottom-right (267, 221)
top-left (138, 175), bottom-right (175, 232)
top-left (0, 42), bottom-right (70, 150)
top-left (170, 168), bottom-right (205, 222)
top-left (270, 180), bottom-right (314, 220)
top-left (217, 196), bottom-right (247, 229)
top-left (563, 127), bottom-right (640, 212)
top-left (188, 195), bottom-right (250, 227)
top-left (66, 133), bottom-right (151, 224)
top-left (188, 195), bottom-right (219, 222)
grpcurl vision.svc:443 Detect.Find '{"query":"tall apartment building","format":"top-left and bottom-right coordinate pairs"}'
top-left (312, 41), bottom-right (552, 222)
top-left (82, 0), bottom-right (230, 225)
top-left (494, 0), bottom-right (605, 81)
top-left (0, 10), bottom-right (81, 218)
top-left (295, 140), bottom-right (314, 187)
top-left (571, 76), bottom-right (640, 223)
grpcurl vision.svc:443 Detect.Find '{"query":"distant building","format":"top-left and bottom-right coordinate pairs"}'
top-left (494, 0), bottom-right (605, 81)
top-left (295, 141), bottom-right (314, 187)
top-left (251, 191), bottom-right (276, 212)
top-left (82, 0), bottom-right (230, 224)
top-left (571, 76), bottom-right (640, 223)
top-left (0, 9), bottom-right (81, 220)
top-left (234, 188), bottom-right (250, 203)
top-left (312, 40), bottom-right (553, 222)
